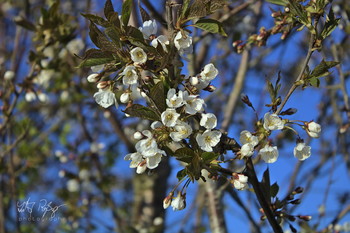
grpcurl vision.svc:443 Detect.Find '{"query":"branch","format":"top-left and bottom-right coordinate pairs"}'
top-left (246, 158), bottom-right (283, 233)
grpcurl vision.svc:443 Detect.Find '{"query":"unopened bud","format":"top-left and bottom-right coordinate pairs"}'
top-left (4, 70), bottom-right (15, 80)
top-left (120, 92), bottom-right (130, 103)
top-left (280, 108), bottom-right (297, 116)
top-left (271, 11), bottom-right (282, 18)
top-left (294, 187), bottom-right (304, 194)
top-left (260, 215), bottom-right (267, 221)
top-left (288, 215), bottom-right (296, 222)
top-left (163, 192), bottom-right (173, 209)
top-left (298, 215), bottom-right (312, 221)
top-left (133, 131), bottom-right (143, 140)
top-left (232, 40), bottom-right (243, 48)
top-left (237, 44), bottom-right (246, 54)
top-left (204, 85), bottom-right (216, 92)
top-left (287, 194), bottom-right (294, 200)
top-left (97, 81), bottom-right (109, 90)
top-left (241, 93), bottom-right (253, 107)
top-left (189, 76), bottom-right (199, 86)
top-left (290, 199), bottom-right (301, 205)
top-left (87, 73), bottom-right (100, 83)
top-left (284, 7), bottom-right (290, 13)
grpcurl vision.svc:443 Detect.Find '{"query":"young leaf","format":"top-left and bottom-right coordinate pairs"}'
top-left (310, 60), bottom-right (339, 79)
top-left (309, 77), bottom-right (320, 87)
top-left (174, 148), bottom-right (195, 163)
top-left (149, 81), bottom-right (166, 112)
top-left (81, 13), bottom-right (109, 27)
top-left (14, 17), bottom-right (37, 31)
top-left (124, 104), bottom-right (160, 121)
top-left (266, 0), bottom-right (288, 6)
top-left (320, 8), bottom-right (340, 39)
top-left (201, 152), bottom-right (218, 162)
top-left (104, 0), bottom-right (115, 20)
top-left (78, 49), bottom-right (116, 68)
top-left (122, 0), bottom-right (133, 26)
top-left (193, 18), bottom-right (227, 36)
top-left (176, 169), bottom-right (187, 181)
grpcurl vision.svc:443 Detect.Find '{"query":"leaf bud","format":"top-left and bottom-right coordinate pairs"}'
top-left (280, 108), bottom-right (297, 116)
top-left (204, 85), bottom-right (216, 92)
top-left (298, 215), bottom-right (312, 221)
top-left (290, 199), bottom-right (301, 205)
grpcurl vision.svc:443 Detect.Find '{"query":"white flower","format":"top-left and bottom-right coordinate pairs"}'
top-left (87, 73), bottom-right (100, 83)
top-left (200, 113), bottom-right (217, 130)
top-left (293, 143), bottom-right (311, 161)
top-left (196, 130), bottom-right (222, 152)
top-left (240, 143), bottom-right (254, 157)
top-left (124, 152), bottom-right (143, 168)
top-left (259, 145), bottom-right (279, 163)
top-left (239, 130), bottom-right (259, 147)
top-left (136, 161), bottom-right (147, 174)
top-left (133, 131), bottom-right (143, 140)
top-left (130, 47), bottom-right (147, 64)
top-left (67, 179), bottom-right (79, 192)
top-left (161, 108), bottom-right (180, 127)
top-left (189, 76), bottom-right (199, 86)
top-left (194, 78), bottom-right (210, 90)
top-left (135, 130), bottom-right (159, 157)
top-left (146, 152), bottom-right (163, 169)
top-left (120, 92), bottom-right (130, 103)
top-left (151, 35), bottom-right (169, 52)
top-left (171, 193), bottom-right (186, 211)
top-left (93, 89), bottom-right (118, 108)
top-left (233, 174), bottom-right (249, 190)
top-left (200, 63), bottom-right (218, 81)
top-left (263, 112), bottom-right (284, 131)
top-left (170, 121), bottom-right (193, 142)
top-left (139, 20), bottom-right (157, 39)
top-left (166, 89), bottom-right (184, 108)
top-left (183, 91), bottom-right (205, 114)
top-left (121, 66), bottom-right (138, 85)
top-left (306, 122), bottom-right (321, 138)
top-left (4, 70), bottom-right (15, 80)
top-left (38, 92), bottom-right (49, 103)
top-left (78, 169), bottom-right (90, 181)
top-left (174, 31), bottom-right (192, 50)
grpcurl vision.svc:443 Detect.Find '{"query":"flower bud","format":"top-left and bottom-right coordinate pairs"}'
top-left (97, 81), bottom-right (109, 90)
top-left (306, 121), bottom-right (321, 138)
top-left (280, 108), bottom-right (297, 115)
top-left (232, 40), bottom-right (243, 47)
top-left (171, 192), bottom-right (186, 211)
top-left (298, 215), bottom-right (312, 221)
top-left (189, 76), bottom-right (199, 86)
top-left (133, 131), bottom-right (143, 140)
top-left (87, 73), bottom-right (100, 83)
top-left (271, 11), bottom-right (282, 18)
top-left (241, 93), bottom-right (253, 107)
top-left (120, 92), bottom-right (130, 103)
top-left (163, 192), bottom-right (173, 209)
top-left (4, 70), bottom-right (15, 80)
top-left (284, 7), bottom-right (290, 13)
top-left (290, 199), bottom-right (301, 205)
top-left (294, 187), bottom-right (304, 194)
top-left (204, 85), bottom-right (216, 92)
top-left (136, 161), bottom-right (147, 174)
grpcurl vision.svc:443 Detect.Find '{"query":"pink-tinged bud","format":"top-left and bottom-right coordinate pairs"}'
top-left (339, 123), bottom-right (349, 134)
top-left (232, 40), bottom-right (243, 47)
top-left (136, 160), bottom-right (147, 174)
top-left (237, 44), bottom-right (246, 54)
top-left (96, 81), bottom-right (109, 90)
top-left (163, 192), bottom-right (173, 209)
top-left (298, 215), bottom-right (312, 221)
top-left (271, 11), bottom-right (282, 18)
top-left (281, 31), bottom-right (289, 40)
top-left (87, 73), bottom-right (100, 83)
top-left (204, 85), bottom-right (216, 92)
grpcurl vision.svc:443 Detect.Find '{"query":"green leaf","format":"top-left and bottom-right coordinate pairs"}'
top-left (187, 0), bottom-right (226, 21)
top-left (104, 0), bottom-right (115, 20)
top-left (174, 148), bottom-right (195, 163)
top-left (14, 17), bottom-right (36, 31)
top-left (124, 104), bottom-right (160, 121)
top-left (78, 49), bottom-right (116, 67)
top-left (309, 77), bottom-right (320, 87)
top-left (121, 0), bottom-right (133, 26)
top-left (267, 80), bottom-right (275, 101)
top-left (266, 0), bottom-right (288, 6)
top-left (176, 169), bottom-right (187, 181)
top-left (81, 13), bottom-right (109, 27)
top-left (179, 0), bottom-right (191, 22)
top-left (149, 82), bottom-right (166, 112)
top-left (320, 8), bottom-right (340, 39)
top-left (201, 152), bottom-right (218, 162)
top-left (270, 182), bottom-right (279, 198)
top-left (310, 60), bottom-right (339, 79)
top-left (193, 18), bottom-right (227, 36)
